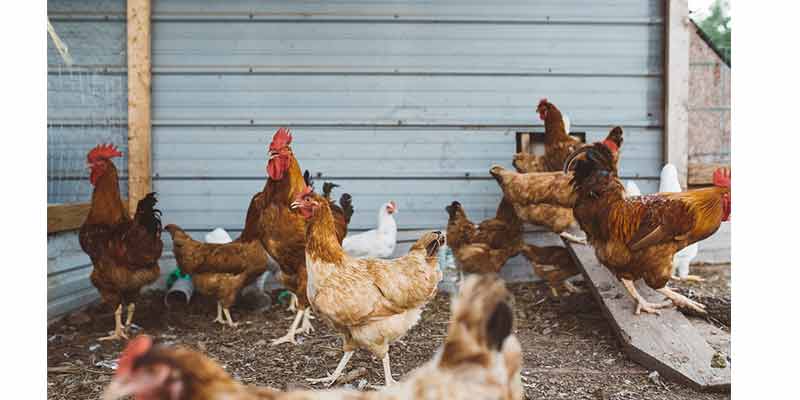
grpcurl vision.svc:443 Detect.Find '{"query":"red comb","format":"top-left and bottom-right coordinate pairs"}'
top-left (87, 144), bottom-right (123, 163)
top-left (269, 127), bottom-right (293, 151)
top-left (713, 167), bottom-right (731, 188)
top-left (116, 335), bottom-right (153, 376)
top-left (602, 139), bottom-right (619, 153)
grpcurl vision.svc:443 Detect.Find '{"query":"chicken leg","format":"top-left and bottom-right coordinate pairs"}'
top-left (271, 309), bottom-right (304, 345)
top-left (213, 302), bottom-right (226, 325)
top-left (382, 353), bottom-right (398, 386)
top-left (98, 305), bottom-right (129, 341)
top-left (287, 292), bottom-right (298, 313)
top-left (124, 303), bottom-right (136, 329)
top-left (298, 308), bottom-right (314, 334)
top-left (306, 350), bottom-right (354, 387)
top-left (621, 279), bottom-right (673, 315)
top-left (222, 307), bottom-right (239, 328)
top-left (657, 287), bottom-right (707, 314)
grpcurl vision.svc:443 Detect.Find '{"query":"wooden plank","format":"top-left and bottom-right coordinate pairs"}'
top-left (564, 237), bottom-right (730, 391)
top-left (688, 162), bottom-right (728, 186)
top-left (663, 0), bottom-right (690, 188)
top-left (48, 203), bottom-right (90, 233)
top-left (48, 200), bottom-right (129, 234)
top-left (127, 0), bottom-right (153, 216)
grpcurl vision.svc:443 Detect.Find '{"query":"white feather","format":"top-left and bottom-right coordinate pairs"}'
top-left (204, 227), bottom-right (232, 244)
top-left (342, 201), bottom-right (398, 258)
top-left (659, 164), bottom-right (699, 278)
top-left (625, 180), bottom-right (642, 197)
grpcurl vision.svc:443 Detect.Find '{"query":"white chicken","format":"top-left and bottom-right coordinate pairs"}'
top-left (659, 164), bottom-right (701, 282)
top-left (204, 227), bottom-right (232, 244)
top-left (625, 166), bottom-right (702, 283)
top-left (342, 201), bottom-right (398, 258)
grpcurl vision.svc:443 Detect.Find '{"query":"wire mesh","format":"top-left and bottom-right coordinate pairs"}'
top-left (47, 22), bottom-right (128, 204)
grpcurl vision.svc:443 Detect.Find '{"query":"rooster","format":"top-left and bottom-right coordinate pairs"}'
top-left (343, 200), bottom-right (398, 258)
top-left (491, 126), bottom-right (625, 244)
top-left (512, 99), bottom-right (581, 173)
top-left (292, 186), bottom-right (443, 387)
top-left (259, 128), bottom-right (352, 345)
top-left (79, 144), bottom-right (163, 341)
top-left (445, 198), bottom-right (523, 275)
top-left (563, 141), bottom-right (731, 315)
top-left (103, 275), bottom-right (521, 400)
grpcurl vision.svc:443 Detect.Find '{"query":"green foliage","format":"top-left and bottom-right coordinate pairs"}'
top-left (695, 0), bottom-right (731, 62)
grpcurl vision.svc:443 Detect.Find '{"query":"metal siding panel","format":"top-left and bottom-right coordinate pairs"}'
top-left (47, 20), bottom-right (127, 67)
top-left (152, 22), bottom-right (662, 75)
top-left (152, 126), bottom-right (661, 178)
top-left (152, 0), bottom-right (662, 22)
top-left (152, 74), bottom-right (662, 126)
top-left (47, 232), bottom-right (97, 319)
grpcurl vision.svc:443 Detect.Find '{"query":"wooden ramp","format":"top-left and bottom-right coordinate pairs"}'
top-left (563, 239), bottom-right (731, 392)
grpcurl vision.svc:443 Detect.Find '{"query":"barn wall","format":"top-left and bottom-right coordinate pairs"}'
top-left (47, 0), bottom-right (668, 317)
top-left (149, 0), bottom-right (665, 231)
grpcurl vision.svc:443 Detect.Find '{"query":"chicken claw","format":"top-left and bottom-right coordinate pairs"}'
top-left (671, 275), bottom-right (705, 283)
top-left (271, 309), bottom-right (304, 346)
top-left (298, 310), bottom-right (314, 334)
top-left (98, 305), bottom-right (129, 341)
top-left (306, 351), bottom-right (354, 387)
top-left (634, 299), bottom-right (673, 315)
top-left (559, 231), bottom-right (587, 245)
top-left (657, 287), bottom-right (707, 314)
top-left (213, 302), bottom-right (226, 325)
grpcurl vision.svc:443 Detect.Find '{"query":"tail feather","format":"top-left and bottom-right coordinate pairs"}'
top-left (135, 192), bottom-right (162, 234)
top-left (339, 193), bottom-right (354, 224)
top-left (322, 181), bottom-right (339, 200)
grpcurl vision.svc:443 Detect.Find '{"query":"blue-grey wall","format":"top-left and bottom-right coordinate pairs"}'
top-left (48, 0), bottom-right (667, 318)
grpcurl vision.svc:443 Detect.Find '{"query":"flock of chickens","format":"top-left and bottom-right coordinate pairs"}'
top-left (77, 98), bottom-right (730, 399)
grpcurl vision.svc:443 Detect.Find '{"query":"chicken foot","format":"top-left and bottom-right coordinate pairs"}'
top-left (306, 350), bottom-right (354, 387)
top-left (657, 287), bottom-right (707, 314)
top-left (271, 308), bottom-right (304, 345)
top-left (382, 353), bottom-right (398, 386)
top-left (222, 307), bottom-right (239, 328)
top-left (621, 279), bottom-right (673, 315)
top-left (213, 302), bottom-right (225, 325)
top-left (98, 305), bottom-right (129, 341)
top-left (671, 275), bottom-right (706, 283)
top-left (124, 303), bottom-right (135, 329)
top-left (298, 308), bottom-right (315, 334)
top-left (559, 231), bottom-right (587, 245)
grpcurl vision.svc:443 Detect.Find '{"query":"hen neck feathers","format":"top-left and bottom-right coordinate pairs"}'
top-left (86, 163), bottom-right (127, 225)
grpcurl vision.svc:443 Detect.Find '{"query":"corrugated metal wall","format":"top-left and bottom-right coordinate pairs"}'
top-left (47, 0), bottom-right (129, 318)
top-left (48, 0), bottom-right (666, 318)
top-left (150, 0), bottom-right (664, 236)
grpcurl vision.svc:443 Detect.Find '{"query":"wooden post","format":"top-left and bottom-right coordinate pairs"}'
top-left (664, 0), bottom-right (690, 189)
top-left (127, 0), bottom-right (153, 216)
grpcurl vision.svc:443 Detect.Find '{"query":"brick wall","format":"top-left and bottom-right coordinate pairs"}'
top-left (688, 27), bottom-right (731, 165)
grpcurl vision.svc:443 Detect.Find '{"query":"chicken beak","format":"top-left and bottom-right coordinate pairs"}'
top-left (290, 201), bottom-right (301, 210)
top-left (269, 150), bottom-right (278, 160)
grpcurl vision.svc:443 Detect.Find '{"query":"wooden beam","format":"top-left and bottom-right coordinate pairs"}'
top-left (688, 162), bottom-right (729, 186)
top-left (48, 203), bottom-right (91, 234)
top-left (563, 234), bottom-right (730, 391)
top-left (664, 0), bottom-right (691, 189)
top-left (127, 0), bottom-right (153, 217)
top-left (48, 201), bottom-right (128, 234)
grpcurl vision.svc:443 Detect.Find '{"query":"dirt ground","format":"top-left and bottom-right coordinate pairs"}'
top-left (47, 264), bottom-right (730, 400)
